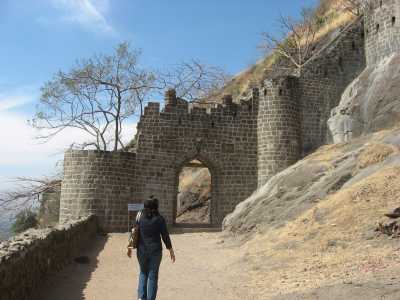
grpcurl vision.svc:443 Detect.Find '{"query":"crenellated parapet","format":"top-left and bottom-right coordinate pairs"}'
top-left (140, 89), bottom-right (257, 129)
top-left (364, 0), bottom-right (400, 65)
top-left (134, 89), bottom-right (259, 224)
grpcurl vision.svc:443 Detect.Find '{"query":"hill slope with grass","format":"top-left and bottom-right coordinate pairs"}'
top-left (222, 125), bottom-right (400, 299)
top-left (209, 0), bottom-right (354, 101)
top-left (221, 48), bottom-right (400, 298)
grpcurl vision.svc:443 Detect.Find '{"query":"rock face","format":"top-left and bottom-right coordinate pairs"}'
top-left (328, 53), bottom-right (400, 142)
top-left (328, 0), bottom-right (400, 143)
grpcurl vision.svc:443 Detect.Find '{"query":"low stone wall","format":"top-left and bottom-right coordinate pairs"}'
top-left (0, 215), bottom-right (98, 300)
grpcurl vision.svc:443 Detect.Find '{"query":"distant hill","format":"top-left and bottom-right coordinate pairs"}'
top-left (0, 218), bottom-right (12, 240)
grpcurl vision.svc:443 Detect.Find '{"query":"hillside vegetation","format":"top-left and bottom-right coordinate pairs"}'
top-left (213, 0), bottom-right (355, 101)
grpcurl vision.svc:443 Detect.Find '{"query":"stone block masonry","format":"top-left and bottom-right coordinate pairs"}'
top-left (365, 0), bottom-right (400, 65)
top-left (257, 76), bottom-right (302, 187)
top-left (60, 150), bottom-right (136, 232)
top-left (133, 91), bottom-right (258, 225)
top-left (299, 19), bottom-right (366, 153)
top-left (0, 216), bottom-right (98, 300)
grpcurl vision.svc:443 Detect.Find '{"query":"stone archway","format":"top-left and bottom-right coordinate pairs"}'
top-left (131, 94), bottom-right (258, 227)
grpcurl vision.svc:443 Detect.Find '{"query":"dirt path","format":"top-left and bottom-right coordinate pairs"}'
top-left (36, 233), bottom-right (255, 300)
top-left (34, 231), bottom-right (400, 300)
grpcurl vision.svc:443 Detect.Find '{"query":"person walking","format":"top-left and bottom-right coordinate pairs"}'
top-left (127, 197), bottom-right (175, 300)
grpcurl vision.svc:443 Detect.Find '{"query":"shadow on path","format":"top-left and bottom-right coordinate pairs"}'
top-left (33, 234), bottom-right (108, 300)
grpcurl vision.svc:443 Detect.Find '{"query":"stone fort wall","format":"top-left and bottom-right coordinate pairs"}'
top-left (132, 91), bottom-right (258, 225)
top-left (255, 19), bottom-right (366, 186)
top-left (58, 5), bottom-right (400, 229)
top-left (257, 76), bottom-right (302, 187)
top-left (60, 151), bottom-right (136, 232)
top-left (298, 19), bottom-right (366, 153)
top-left (365, 0), bottom-right (400, 65)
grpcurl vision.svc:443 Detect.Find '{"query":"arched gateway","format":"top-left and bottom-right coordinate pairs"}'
top-left (129, 90), bottom-right (259, 228)
top-left (60, 90), bottom-right (260, 231)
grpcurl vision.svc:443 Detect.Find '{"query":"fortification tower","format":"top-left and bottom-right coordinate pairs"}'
top-left (60, 150), bottom-right (136, 232)
top-left (365, 0), bottom-right (400, 65)
top-left (257, 76), bottom-right (302, 187)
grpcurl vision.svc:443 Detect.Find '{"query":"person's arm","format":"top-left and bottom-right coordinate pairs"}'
top-left (160, 217), bottom-right (175, 263)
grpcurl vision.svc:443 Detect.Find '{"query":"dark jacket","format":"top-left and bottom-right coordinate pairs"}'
top-left (137, 214), bottom-right (172, 254)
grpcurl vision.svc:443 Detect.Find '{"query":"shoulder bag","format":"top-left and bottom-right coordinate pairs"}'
top-left (127, 211), bottom-right (142, 249)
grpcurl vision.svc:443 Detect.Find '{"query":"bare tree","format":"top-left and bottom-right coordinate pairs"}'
top-left (260, 7), bottom-right (318, 75)
top-left (31, 42), bottom-right (158, 151)
top-left (31, 43), bottom-right (230, 151)
top-left (162, 60), bottom-right (230, 102)
top-left (0, 177), bottom-right (61, 211)
top-left (342, 0), bottom-right (367, 16)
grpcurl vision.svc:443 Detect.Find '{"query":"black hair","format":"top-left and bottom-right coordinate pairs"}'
top-left (143, 196), bottom-right (159, 219)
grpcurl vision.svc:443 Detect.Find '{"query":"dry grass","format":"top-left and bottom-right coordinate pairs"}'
top-left (306, 142), bottom-right (348, 162)
top-left (356, 143), bottom-right (398, 169)
top-left (239, 164), bottom-right (400, 297)
top-left (315, 11), bottom-right (354, 40)
top-left (215, 0), bottom-right (356, 100)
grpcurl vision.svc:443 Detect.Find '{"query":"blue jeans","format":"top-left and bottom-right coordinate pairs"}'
top-left (136, 249), bottom-right (162, 300)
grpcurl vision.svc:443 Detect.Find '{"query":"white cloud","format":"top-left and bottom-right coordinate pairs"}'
top-left (0, 112), bottom-right (137, 166)
top-left (0, 111), bottom-right (137, 196)
top-left (49, 0), bottom-right (115, 35)
top-left (0, 96), bottom-right (33, 112)
top-left (0, 86), bottom-right (138, 193)
top-left (0, 88), bottom-right (37, 112)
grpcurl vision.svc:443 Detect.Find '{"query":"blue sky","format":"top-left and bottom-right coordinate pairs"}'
top-left (0, 0), bottom-right (317, 192)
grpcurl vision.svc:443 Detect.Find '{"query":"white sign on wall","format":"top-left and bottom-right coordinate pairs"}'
top-left (128, 203), bottom-right (144, 211)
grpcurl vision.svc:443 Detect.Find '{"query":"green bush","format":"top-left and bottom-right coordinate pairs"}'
top-left (11, 209), bottom-right (38, 234)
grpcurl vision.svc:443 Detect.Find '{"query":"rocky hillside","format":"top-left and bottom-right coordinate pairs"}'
top-left (222, 125), bottom-right (400, 298)
top-left (224, 46), bottom-right (400, 235)
top-left (221, 6), bottom-right (400, 292)
top-left (224, 127), bottom-right (400, 234)
top-left (329, 53), bottom-right (400, 139)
